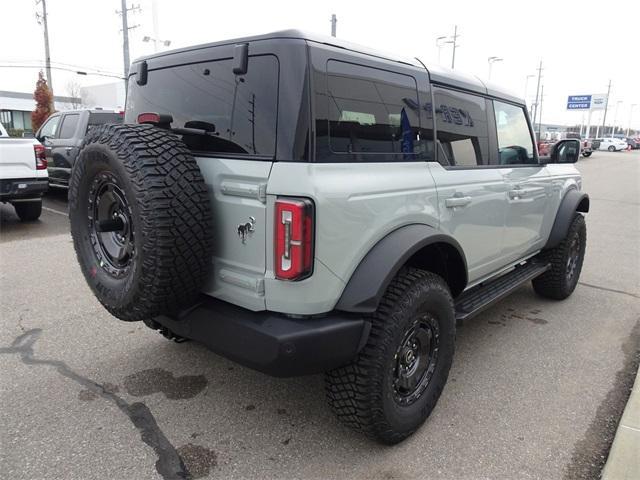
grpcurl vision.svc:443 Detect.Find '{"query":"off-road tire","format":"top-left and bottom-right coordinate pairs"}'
top-left (68, 124), bottom-right (213, 321)
top-left (532, 213), bottom-right (586, 300)
top-left (325, 268), bottom-right (456, 444)
top-left (14, 200), bottom-right (42, 221)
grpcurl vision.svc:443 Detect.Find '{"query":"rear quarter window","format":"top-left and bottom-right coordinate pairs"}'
top-left (87, 113), bottom-right (123, 133)
top-left (125, 55), bottom-right (279, 158)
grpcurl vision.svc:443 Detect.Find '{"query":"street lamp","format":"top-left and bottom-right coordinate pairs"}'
top-left (142, 35), bottom-right (171, 52)
top-left (611, 100), bottom-right (623, 138)
top-left (487, 56), bottom-right (503, 80)
top-left (435, 36), bottom-right (447, 65)
top-left (626, 104), bottom-right (637, 137)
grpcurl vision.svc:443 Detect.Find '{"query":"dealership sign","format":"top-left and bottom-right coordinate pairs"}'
top-left (566, 94), bottom-right (608, 111)
top-left (567, 95), bottom-right (592, 110)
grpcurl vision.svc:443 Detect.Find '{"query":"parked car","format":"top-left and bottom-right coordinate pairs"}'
top-left (35, 109), bottom-right (123, 188)
top-left (624, 137), bottom-right (640, 149)
top-left (0, 122), bottom-right (48, 220)
top-left (67, 30), bottom-right (589, 444)
top-left (595, 137), bottom-right (628, 151)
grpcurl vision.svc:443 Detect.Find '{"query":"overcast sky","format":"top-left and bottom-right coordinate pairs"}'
top-left (2, 0), bottom-right (639, 130)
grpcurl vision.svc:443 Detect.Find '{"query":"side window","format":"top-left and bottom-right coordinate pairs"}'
top-left (315, 60), bottom-right (433, 162)
top-left (433, 87), bottom-right (489, 167)
top-left (492, 100), bottom-right (536, 165)
top-left (38, 115), bottom-right (61, 139)
top-left (58, 114), bottom-right (80, 139)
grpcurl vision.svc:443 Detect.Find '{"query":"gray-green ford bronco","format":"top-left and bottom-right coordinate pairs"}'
top-left (69, 30), bottom-right (589, 444)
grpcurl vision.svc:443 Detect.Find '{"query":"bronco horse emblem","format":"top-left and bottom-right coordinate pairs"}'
top-left (237, 216), bottom-right (256, 244)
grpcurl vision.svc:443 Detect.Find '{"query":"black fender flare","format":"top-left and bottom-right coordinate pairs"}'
top-left (335, 224), bottom-right (468, 313)
top-left (544, 189), bottom-right (589, 249)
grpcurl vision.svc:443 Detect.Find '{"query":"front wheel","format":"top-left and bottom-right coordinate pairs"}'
top-left (325, 269), bottom-right (455, 444)
top-left (533, 214), bottom-right (586, 300)
top-left (608, 145), bottom-right (616, 152)
top-left (582, 151), bottom-right (592, 157)
top-left (13, 200), bottom-right (42, 221)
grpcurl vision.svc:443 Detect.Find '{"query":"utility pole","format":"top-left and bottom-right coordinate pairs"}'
top-left (117, 1), bottom-right (140, 93)
top-left (531, 60), bottom-right (543, 127)
top-left (35, 0), bottom-right (53, 95)
top-left (331, 14), bottom-right (337, 37)
top-left (538, 84), bottom-right (544, 139)
top-left (601, 79), bottom-right (611, 139)
top-left (450, 25), bottom-right (459, 69)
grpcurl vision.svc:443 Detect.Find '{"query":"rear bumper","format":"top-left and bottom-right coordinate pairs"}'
top-left (0, 178), bottom-right (48, 200)
top-left (148, 296), bottom-right (370, 377)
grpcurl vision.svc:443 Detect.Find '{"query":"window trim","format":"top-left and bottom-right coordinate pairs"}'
top-left (38, 113), bottom-right (62, 139)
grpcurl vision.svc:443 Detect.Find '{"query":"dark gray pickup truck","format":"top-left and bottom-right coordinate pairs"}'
top-left (35, 109), bottom-right (122, 188)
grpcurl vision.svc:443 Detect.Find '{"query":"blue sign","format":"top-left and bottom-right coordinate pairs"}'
top-left (567, 95), bottom-right (592, 110)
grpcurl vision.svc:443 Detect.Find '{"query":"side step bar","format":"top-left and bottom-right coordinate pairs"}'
top-left (455, 262), bottom-right (550, 323)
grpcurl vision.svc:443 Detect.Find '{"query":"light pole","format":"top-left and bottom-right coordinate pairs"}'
top-left (450, 25), bottom-right (459, 69)
top-left (626, 104), bottom-right (637, 137)
top-left (487, 56), bottom-right (503, 80)
top-left (524, 74), bottom-right (535, 116)
top-left (611, 100), bottom-right (622, 137)
top-left (435, 36), bottom-right (447, 65)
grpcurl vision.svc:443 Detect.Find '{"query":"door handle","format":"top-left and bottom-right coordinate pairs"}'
top-left (445, 196), bottom-right (472, 208)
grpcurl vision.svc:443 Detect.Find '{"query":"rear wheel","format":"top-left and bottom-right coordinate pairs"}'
top-left (68, 124), bottom-right (213, 321)
top-left (608, 145), bottom-right (616, 152)
top-left (582, 151), bottom-right (592, 157)
top-left (533, 214), bottom-right (586, 300)
top-left (325, 269), bottom-right (455, 444)
top-left (13, 200), bottom-right (42, 221)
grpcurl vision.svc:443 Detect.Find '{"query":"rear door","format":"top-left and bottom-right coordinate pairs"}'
top-left (491, 100), bottom-right (550, 261)
top-left (125, 52), bottom-right (280, 311)
top-left (428, 86), bottom-right (509, 284)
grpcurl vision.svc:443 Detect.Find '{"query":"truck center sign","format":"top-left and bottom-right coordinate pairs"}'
top-left (567, 95), bottom-right (592, 110)
top-left (567, 94), bottom-right (608, 111)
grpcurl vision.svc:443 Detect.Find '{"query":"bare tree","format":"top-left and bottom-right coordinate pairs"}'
top-left (66, 81), bottom-right (83, 109)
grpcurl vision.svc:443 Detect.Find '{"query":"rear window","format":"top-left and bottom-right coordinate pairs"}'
top-left (88, 113), bottom-right (123, 132)
top-left (125, 55), bottom-right (279, 157)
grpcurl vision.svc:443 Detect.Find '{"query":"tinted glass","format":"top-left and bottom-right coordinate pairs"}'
top-left (125, 55), bottom-right (279, 157)
top-left (87, 112), bottom-right (123, 132)
top-left (315, 60), bottom-right (432, 162)
top-left (434, 87), bottom-right (489, 166)
top-left (39, 115), bottom-right (60, 139)
top-left (58, 114), bottom-right (79, 139)
top-left (493, 100), bottom-right (536, 164)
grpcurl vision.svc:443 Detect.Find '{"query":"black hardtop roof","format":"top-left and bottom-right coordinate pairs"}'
top-left (133, 29), bottom-right (523, 105)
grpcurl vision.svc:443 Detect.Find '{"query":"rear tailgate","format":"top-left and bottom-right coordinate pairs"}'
top-left (0, 138), bottom-right (42, 179)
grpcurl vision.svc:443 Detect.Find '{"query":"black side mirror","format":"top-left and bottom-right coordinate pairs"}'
top-left (545, 139), bottom-right (581, 164)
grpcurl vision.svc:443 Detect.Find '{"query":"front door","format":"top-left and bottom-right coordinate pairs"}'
top-left (491, 100), bottom-right (549, 262)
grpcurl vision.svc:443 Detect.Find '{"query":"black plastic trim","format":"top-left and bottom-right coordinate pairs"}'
top-left (544, 189), bottom-right (589, 249)
top-left (335, 224), bottom-right (468, 313)
top-left (0, 178), bottom-right (48, 200)
top-left (150, 296), bottom-right (369, 377)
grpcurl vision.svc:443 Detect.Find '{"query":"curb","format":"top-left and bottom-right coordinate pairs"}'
top-left (601, 364), bottom-right (640, 479)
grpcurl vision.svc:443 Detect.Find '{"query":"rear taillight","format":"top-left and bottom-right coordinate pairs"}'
top-left (275, 197), bottom-right (314, 281)
top-left (34, 144), bottom-right (47, 170)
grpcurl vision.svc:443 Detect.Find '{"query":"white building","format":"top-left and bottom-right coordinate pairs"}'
top-left (0, 90), bottom-right (80, 132)
top-left (80, 82), bottom-right (126, 111)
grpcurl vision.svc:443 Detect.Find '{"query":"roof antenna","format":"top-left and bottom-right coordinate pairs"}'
top-left (414, 57), bottom-right (428, 72)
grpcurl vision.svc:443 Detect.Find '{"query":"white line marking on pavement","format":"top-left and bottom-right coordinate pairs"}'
top-left (42, 206), bottom-right (67, 216)
top-left (621, 425), bottom-right (640, 433)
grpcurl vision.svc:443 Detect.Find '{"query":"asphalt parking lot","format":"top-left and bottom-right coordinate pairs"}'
top-left (1, 151), bottom-right (638, 480)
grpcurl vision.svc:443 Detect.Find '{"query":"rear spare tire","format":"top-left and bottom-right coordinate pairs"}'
top-left (68, 124), bottom-right (213, 321)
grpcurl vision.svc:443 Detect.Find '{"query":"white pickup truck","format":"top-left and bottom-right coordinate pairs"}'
top-left (0, 122), bottom-right (48, 221)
